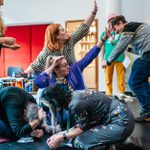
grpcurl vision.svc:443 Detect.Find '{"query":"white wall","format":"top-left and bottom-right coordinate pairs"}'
top-left (1, 0), bottom-right (104, 27)
top-left (121, 0), bottom-right (150, 23)
top-left (1, 0), bottom-right (150, 93)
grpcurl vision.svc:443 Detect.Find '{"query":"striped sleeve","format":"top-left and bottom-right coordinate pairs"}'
top-left (108, 32), bottom-right (134, 63)
top-left (30, 48), bottom-right (50, 72)
top-left (70, 23), bottom-right (89, 45)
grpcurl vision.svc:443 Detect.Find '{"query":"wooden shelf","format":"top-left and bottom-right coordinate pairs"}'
top-left (65, 19), bottom-right (98, 90)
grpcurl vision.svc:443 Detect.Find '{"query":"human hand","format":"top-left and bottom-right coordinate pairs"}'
top-left (38, 108), bottom-right (46, 121)
top-left (92, 0), bottom-right (98, 15)
top-left (101, 60), bottom-right (108, 69)
top-left (24, 66), bottom-right (34, 78)
top-left (103, 27), bottom-right (112, 40)
top-left (47, 134), bottom-right (64, 149)
top-left (51, 56), bottom-right (65, 68)
top-left (9, 43), bottom-right (21, 50)
top-left (3, 37), bottom-right (16, 45)
top-left (30, 129), bottom-right (44, 138)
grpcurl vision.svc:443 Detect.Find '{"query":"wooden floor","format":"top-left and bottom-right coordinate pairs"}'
top-left (0, 99), bottom-right (150, 150)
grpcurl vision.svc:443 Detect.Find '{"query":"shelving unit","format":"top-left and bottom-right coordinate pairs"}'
top-left (0, 77), bottom-right (38, 94)
top-left (66, 19), bottom-right (98, 90)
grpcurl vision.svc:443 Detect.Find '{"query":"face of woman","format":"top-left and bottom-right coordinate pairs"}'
top-left (57, 26), bottom-right (70, 41)
top-left (54, 58), bottom-right (70, 77)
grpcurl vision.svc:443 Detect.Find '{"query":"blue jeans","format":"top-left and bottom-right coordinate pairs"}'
top-left (128, 55), bottom-right (150, 115)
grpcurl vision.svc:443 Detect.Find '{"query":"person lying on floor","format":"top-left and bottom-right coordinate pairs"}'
top-left (0, 86), bottom-right (46, 139)
top-left (40, 85), bottom-right (135, 150)
top-left (34, 36), bottom-right (107, 90)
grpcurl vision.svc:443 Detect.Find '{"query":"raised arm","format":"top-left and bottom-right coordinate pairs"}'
top-left (70, 0), bottom-right (98, 44)
top-left (34, 56), bottom-right (64, 88)
top-left (84, 0), bottom-right (98, 26)
top-left (75, 34), bottom-right (108, 72)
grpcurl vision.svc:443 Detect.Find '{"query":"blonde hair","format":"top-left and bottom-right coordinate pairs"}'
top-left (44, 24), bottom-right (61, 51)
top-left (0, 13), bottom-right (6, 37)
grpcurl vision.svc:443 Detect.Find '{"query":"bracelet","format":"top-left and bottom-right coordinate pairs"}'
top-left (92, 11), bottom-right (96, 15)
top-left (63, 133), bottom-right (67, 141)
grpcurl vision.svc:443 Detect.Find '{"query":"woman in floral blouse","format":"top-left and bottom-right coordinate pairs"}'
top-left (40, 85), bottom-right (135, 150)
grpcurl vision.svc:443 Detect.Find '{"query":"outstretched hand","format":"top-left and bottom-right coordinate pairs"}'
top-left (9, 43), bottom-right (21, 50)
top-left (92, 0), bottom-right (98, 15)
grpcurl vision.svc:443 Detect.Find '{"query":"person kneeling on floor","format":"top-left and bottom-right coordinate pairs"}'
top-left (40, 84), bottom-right (135, 150)
top-left (0, 86), bottom-right (46, 139)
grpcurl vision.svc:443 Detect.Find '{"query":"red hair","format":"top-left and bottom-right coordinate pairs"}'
top-left (44, 24), bottom-right (61, 51)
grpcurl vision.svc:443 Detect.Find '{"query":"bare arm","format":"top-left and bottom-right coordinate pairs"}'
top-left (84, 0), bottom-right (98, 27)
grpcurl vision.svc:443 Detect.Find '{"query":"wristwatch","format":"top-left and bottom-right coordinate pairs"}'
top-left (63, 133), bottom-right (67, 141)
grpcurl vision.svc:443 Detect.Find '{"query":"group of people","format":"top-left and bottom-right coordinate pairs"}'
top-left (0, 0), bottom-right (150, 149)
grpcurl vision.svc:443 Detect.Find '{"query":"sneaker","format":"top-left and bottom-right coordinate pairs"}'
top-left (118, 93), bottom-right (126, 100)
top-left (135, 112), bottom-right (150, 123)
top-left (124, 95), bottom-right (135, 102)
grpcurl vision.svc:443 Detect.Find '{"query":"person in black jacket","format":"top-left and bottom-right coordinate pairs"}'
top-left (40, 84), bottom-right (134, 150)
top-left (0, 86), bottom-right (45, 139)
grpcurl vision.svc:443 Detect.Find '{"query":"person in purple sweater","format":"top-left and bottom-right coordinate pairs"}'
top-left (34, 38), bottom-right (106, 91)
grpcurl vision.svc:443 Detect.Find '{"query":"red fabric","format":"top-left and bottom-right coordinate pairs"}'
top-left (0, 24), bottom-right (48, 77)
top-left (31, 25), bottom-right (48, 61)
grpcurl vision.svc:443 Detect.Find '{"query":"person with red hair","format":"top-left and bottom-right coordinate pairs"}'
top-left (24, 0), bottom-right (98, 77)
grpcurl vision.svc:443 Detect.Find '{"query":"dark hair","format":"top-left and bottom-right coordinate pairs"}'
top-left (111, 15), bottom-right (127, 27)
top-left (25, 103), bottom-right (39, 122)
top-left (41, 84), bottom-right (71, 109)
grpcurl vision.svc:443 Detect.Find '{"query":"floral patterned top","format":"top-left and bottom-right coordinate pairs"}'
top-left (69, 90), bottom-right (112, 131)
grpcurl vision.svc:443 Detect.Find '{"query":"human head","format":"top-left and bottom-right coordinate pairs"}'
top-left (40, 84), bottom-right (70, 110)
top-left (46, 56), bottom-right (70, 78)
top-left (107, 13), bottom-right (117, 23)
top-left (24, 103), bottom-right (39, 122)
top-left (110, 15), bottom-right (127, 33)
top-left (44, 24), bottom-right (70, 51)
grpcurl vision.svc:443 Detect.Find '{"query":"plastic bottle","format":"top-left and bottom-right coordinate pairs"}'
top-left (12, 72), bottom-right (15, 77)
